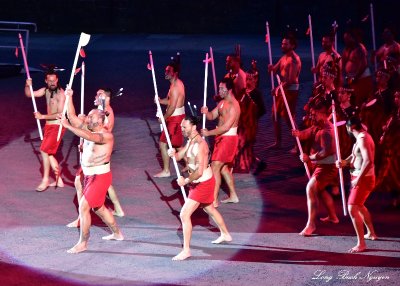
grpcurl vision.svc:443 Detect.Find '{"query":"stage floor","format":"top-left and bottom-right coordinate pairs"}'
top-left (0, 34), bottom-right (399, 285)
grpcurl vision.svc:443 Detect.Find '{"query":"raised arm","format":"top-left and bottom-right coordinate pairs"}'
top-left (65, 89), bottom-right (84, 128)
top-left (105, 106), bottom-right (115, 132)
top-left (60, 116), bottom-right (112, 144)
top-left (25, 78), bottom-right (45, 98)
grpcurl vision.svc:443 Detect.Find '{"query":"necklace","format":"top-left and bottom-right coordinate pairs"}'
top-left (190, 133), bottom-right (199, 141)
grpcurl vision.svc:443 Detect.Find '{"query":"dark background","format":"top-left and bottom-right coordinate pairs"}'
top-left (1, 0), bottom-right (399, 42)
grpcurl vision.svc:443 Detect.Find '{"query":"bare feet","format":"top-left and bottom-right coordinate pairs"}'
top-left (364, 233), bottom-right (378, 240)
top-left (299, 225), bottom-right (316, 236)
top-left (348, 245), bottom-right (366, 253)
top-left (35, 180), bottom-right (49, 192)
top-left (153, 170), bottom-right (171, 178)
top-left (66, 218), bottom-right (80, 228)
top-left (67, 242), bottom-right (87, 254)
top-left (221, 197), bottom-right (239, 204)
top-left (211, 233), bottom-right (232, 244)
top-left (319, 216), bottom-right (339, 224)
top-left (172, 250), bottom-right (191, 261)
top-left (102, 233), bottom-right (124, 241)
top-left (49, 177), bottom-right (64, 188)
top-left (112, 210), bottom-right (125, 217)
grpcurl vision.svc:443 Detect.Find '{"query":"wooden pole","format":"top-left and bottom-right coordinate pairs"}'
top-left (57, 32), bottom-right (91, 141)
top-left (202, 53), bottom-right (209, 133)
top-left (149, 51), bottom-right (187, 201)
top-left (308, 15), bottom-right (317, 83)
top-left (19, 33), bottom-right (43, 140)
top-left (209, 47), bottom-right (218, 97)
top-left (277, 75), bottom-right (311, 179)
top-left (331, 100), bottom-right (348, 216)
top-left (266, 21), bottom-right (277, 122)
top-left (370, 3), bottom-right (377, 71)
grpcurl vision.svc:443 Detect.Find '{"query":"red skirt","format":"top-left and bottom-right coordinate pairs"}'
top-left (83, 172), bottom-right (112, 208)
top-left (188, 176), bottom-right (215, 204)
top-left (348, 175), bottom-right (375, 205)
top-left (212, 135), bottom-right (238, 164)
top-left (160, 114), bottom-right (185, 148)
top-left (40, 124), bottom-right (66, 155)
top-left (312, 164), bottom-right (338, 192)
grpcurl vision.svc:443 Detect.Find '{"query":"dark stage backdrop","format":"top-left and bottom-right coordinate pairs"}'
top-left (0, 1), bottom-right (399, 42)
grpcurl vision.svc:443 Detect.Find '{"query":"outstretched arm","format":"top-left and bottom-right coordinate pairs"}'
top-left (65, 89), bottom-right (84, 128)
top-left (60, 116), bottom-right (112, 144)
top-left (24, 79), bottom-right (45, 98)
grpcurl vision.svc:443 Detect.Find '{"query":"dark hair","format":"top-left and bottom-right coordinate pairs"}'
top-left (168, 52), bottom-right (181, 74)
top-left (312, 98), bottom-right (330, 114)
top-left (322, 34), bottom-right (334, 42)
top-left (98, 87), bottom-right (112, 98)
top-left (45, 70), bottom-right (58, 78)
top-left (346, 116), bottom-right (363, 130)
top-left (220, 77), bottom-right (234, 91)
top-left (283, 26), bottom-right (298, 49)
top-left (44, 70), bottom-right (61, 90)
top-left (184, 114), bottom-right (200, 127)
top-left (228, 54), bottom-right (240, 63)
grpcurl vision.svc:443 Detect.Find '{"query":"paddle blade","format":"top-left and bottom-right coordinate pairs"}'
top-left (78, 32), bottom-right (91, 47)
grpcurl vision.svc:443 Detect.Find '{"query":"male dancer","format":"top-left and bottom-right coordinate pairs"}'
top-left (337, 117), bottom-right (377, 253)
top-left (292, 101), bottom-right (339, 236)
top-left (25, 70), bottom-right (66, 192)
top-left (201, 77), bottom-right (240, 207)
top-left (268, 33), bottom-right (302, 149)
top-left (168, 115), bottom-right (232, 260)
top-left (342, 29), bottom-right (373, 106)
top-left (60, 88), bottom-right (123, 253)
top-left (67, 88), bottom-right (124, 228)
top-left (154, 56), bottom-right (186, 177)
top-left (225, 54), bottom-right (246, 100)
top-left (312, 33), bottom-right (342, 88)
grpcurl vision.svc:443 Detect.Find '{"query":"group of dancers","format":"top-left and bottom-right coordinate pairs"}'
top-left (23, 20), bottom-right (400, 258)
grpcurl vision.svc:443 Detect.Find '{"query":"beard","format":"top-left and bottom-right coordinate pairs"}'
top-left (347, 130), bottom-right (355, 139)
top-left (48, 84), bottom-right (57, 92)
